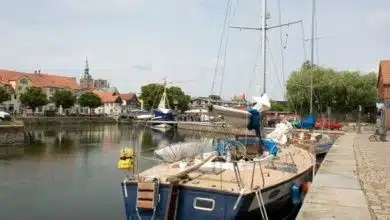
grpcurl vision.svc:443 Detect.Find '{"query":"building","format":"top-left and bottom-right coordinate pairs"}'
top-left (79, 59), bottom-right (94, 89)
top-left (0, 69), bottom-right (79, 114)
top-left (191, 96), bottom-right (248, 109)
top-left (94, 79), bottom-right (109, 90)
top-left (120, 93), bottom-right (139, 112)
top-left (93, 90), bottom-right (122, 116)
top-left (377, 60), bottom-right (390, 128)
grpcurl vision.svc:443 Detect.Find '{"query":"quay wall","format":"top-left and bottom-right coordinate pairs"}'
top-left (18, 116), bottom-right (120, 125)
top-left (177, 122), bottom-right (344, 137)
top-left (296, 133), bottom-right (371, 219)
top-left (0, 124), bottom-right (26, 145)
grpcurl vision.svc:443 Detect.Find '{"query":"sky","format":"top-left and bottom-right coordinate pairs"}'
top-left (0, 0), bottom-right (389, 101)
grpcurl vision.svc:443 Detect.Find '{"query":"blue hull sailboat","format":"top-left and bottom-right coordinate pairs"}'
top-left (119, 102), bottom-right (314, 220)
top-left (150, 80), bottom-right (175, 133)
top-left (120, 139), bottom-right (314, 220)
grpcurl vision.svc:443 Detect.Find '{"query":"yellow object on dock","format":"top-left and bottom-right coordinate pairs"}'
top-left (118, 147), bottom-right (134, 169)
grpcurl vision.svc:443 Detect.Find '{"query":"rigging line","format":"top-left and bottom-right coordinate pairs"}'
top-left (300, 22), bottom-right (308, 62)
top-left (266, 36), bottom-right (284, 98)
top-left (210, 0), bottom-right (233, 96)
top-left (277, 0), bottom-right (286, 97)
top-left (219, 0), bottom-right (236, 97)
top-left (315, 12), bottom-right (320, 65)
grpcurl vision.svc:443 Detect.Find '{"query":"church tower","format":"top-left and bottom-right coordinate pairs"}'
top-left (80, 57), bottom-right (94, 89)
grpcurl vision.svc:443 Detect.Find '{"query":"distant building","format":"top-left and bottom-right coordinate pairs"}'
top-left (377, 60), bottom-right (390, 128)
top-left (0, 69), bottom-right (80, 114)
top-left (191, 97), bottom-right (248, 109)
top-left (79, 59), bottom-right (94, 89)
top-left (93, 90), bottom-right (122, 116)
top-left (94, 79), bottom-right (109, 89)
top-left (120, 93), bottom-right (139, 112)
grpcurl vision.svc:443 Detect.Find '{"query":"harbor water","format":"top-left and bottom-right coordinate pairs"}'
top-left (0, 124), bottom-right (322, 220)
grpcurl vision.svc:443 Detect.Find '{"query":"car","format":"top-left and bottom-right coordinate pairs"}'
top-left (0, 111), bottom-right (11, 121)
top-left (315, 118), bottom-right (343, 130)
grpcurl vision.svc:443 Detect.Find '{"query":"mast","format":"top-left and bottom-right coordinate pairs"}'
top-left (309, 0), bottom-right (316, 114)
top-left (261, 0), bottom-right (267, 95)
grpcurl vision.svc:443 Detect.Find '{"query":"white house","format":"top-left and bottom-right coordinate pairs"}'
top-left (93, 90), bottom-right (122, 116)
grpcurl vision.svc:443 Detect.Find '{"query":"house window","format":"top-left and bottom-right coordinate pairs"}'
top-left (193, 197), bottom-right (215, 211)
top-left (20, 78), bottom-right (28, 84)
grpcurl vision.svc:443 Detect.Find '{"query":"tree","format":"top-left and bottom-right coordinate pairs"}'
top-left (209, 94), bottom-right (221, 100)
top-left (140, 83), bottom-right (191, 112)
top-left (51, 90), bottom-right (76, 110)
top-left (286, 61), bottom-right (377, 115)
top-left (270, 100), bottom-right (289, 111)
top-left (78, 92), bottom-right (103, 109)
top-left (0, 87), bottom-right (11, 103)
top-left (20, 87), bottom-right (48, 114)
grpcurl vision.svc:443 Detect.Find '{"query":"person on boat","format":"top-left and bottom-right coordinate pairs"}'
top-left (247, 107), bottom-right (265, 155)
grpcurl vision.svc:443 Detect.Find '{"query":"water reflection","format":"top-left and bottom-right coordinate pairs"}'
top-left (0, 124), bottom-right (206, 220)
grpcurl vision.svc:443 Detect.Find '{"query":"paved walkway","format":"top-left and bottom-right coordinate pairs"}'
top-left (354, 133), bottom-right (390, 219)
top-left (296, 133), bottom-right (372, 220)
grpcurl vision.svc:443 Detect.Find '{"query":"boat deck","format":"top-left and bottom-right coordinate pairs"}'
top-left (139, 146), bottom-right (314, 195)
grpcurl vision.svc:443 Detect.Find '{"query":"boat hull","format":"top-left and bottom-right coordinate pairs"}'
top-left (151, 123), bottom-right (173, 133)
top-left (314, 143), bottom-right (332, 155)
top-left (121, 167), bottom-right (312, 220)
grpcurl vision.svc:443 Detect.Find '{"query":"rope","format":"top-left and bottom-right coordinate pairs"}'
top-left (218, 0), bottom-right (234, 97)
top-left (210, 0), bottom-right (233, 97)
top-left (300, 22), bottom-right (308, 62)
top-left (277, 0), bottom-right (286, 96)
top-left (255, 189), bottom-right (268, 220)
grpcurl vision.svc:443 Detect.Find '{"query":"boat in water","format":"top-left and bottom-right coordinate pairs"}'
top-left (119, 136), bottom-right (314, 220)
top-left (148, 80), bottom-right (175, 133)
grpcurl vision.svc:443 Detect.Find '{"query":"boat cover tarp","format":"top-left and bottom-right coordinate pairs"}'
top-left (247, 108), bottom-right (260, 131)
top-left (294, 113), bottom-right (315, 129)
top-left (153, 109), bottom-right (174, 121)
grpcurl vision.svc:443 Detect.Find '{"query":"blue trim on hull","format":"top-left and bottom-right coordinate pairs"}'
top-left (121, 184), bottom-right (244, 220)
top-left (121, 167), bottom-right (312, 220)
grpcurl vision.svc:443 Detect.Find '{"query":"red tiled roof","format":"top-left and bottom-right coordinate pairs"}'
top-left (119, 92), bottom-right (137, 101)
top-left (0, 69), bottom-right (80, 90)
top-left (26, 73), bottom-right (79, 90)
top-left (0, 69), bottom-right (24, 81)
top-left (378, 60), bottom-right (390, 86)
top-left (93, 90), bottom-right (122, 103)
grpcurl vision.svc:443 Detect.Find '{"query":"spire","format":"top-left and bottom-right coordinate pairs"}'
top-left (84, 57), bottom-right (89, 77)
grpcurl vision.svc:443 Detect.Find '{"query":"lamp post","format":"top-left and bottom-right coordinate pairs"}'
top-left (173, 100), bottom-right (178, 112)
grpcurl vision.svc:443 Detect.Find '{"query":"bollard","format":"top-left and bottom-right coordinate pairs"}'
top-left (357, 105), bottom-right (362, 134)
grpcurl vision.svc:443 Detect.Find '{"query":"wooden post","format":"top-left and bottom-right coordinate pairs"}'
top-left (357, 105), bottom-right (362, 134)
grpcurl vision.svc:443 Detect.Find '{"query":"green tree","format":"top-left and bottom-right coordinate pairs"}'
top-left (270, 100), bottom-right (289, 111)
top-left (209, 94), bottom-right (221, 100)
top-left (286, 61), bottom-right (377, 115)
top-left (0, 87), bottom-right (11, 103)
top-left (140, 83), bottom-right (191, 112)
top-left (51, 90), bottom-right (76, 110)
top-left (20, 87), bottom-right (48, 114)
top-left (77, 92), bottom-right (103, 109)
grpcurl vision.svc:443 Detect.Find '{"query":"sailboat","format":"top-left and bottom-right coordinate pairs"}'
top-left (149, 80), bottom-right (175, 133)
top-left (118, 1), bottom-right (315, 219)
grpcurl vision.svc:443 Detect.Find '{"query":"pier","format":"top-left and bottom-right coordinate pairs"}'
top-left (296, 132), bottom-right (390, 219)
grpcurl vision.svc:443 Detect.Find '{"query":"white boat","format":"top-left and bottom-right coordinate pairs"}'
top-left (154, 138), bottom-right (214, 162)
top-left (150, 123), bottom-right (173, 133)
top-left (150, 79), bottom-right (175, 132)
top-left (209, 94), bottom-right (271, 129)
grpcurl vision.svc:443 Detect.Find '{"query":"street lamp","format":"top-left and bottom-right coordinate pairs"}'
top-left (173, 100), bottom-right (178, 111)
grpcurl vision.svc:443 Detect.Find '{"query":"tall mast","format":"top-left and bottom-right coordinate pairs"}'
top-left (261, 0), bottom-right (267, 95)
top-left (309, 0), bottom-right (316, 114)
top-left (229, 1), bottom-right (301, 97)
